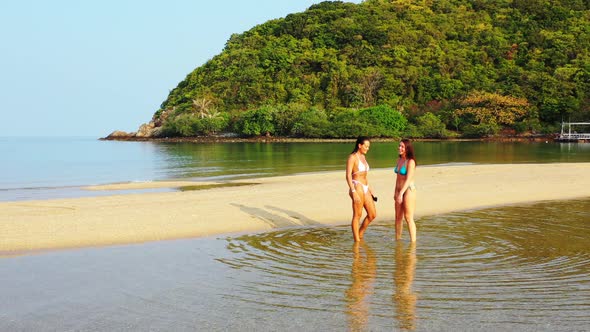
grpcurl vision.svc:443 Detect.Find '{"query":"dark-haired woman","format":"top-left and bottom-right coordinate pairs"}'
top-left (394, 139), bottom-right (417, 242)
top-left (346, 136), bottom-right (377, 242)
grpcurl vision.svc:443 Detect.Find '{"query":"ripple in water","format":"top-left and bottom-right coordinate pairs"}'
top-left (218, 199), bottom-right (590, 331)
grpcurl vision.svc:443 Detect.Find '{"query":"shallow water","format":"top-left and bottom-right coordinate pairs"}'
top-left (1, 198), bottom-right (589, 331)
top-left (220, 199), bottom-right (590, 331)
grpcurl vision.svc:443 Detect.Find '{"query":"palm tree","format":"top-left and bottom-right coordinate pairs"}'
top-left (207, 109), bottom-right (221, 119)
top-left (192, 97), bottom-right (213, 118)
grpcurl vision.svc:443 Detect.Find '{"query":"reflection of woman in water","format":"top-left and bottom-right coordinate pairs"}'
top-left (345, 241), bottom-right (377, 331)
top-left (346, 136), bottom-right (377, 242)
top-left (394, 242), bottom-right (417, 330)
top-left (394, 138), bottom-right (417, 242)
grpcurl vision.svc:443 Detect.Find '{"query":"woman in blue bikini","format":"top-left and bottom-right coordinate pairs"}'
top-left (394, 139), bottom-right (417, 242)
top-left (346, 136), bottom-right (377, 242)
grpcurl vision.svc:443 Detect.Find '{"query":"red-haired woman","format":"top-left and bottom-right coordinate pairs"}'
top-left (394, 139), bottom-right (417, 242)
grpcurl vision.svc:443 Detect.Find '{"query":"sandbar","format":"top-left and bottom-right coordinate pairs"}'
top-left (2, 163), bottom-right (590, 254)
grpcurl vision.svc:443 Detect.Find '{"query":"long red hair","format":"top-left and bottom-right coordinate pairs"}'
top-left (400, 138), bottom-right (416, 165)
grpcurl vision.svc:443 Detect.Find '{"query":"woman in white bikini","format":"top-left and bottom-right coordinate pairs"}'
top-left (346, 136), bottom-right (377, 242)
top-left (394, 138), bottom-right (417, 242)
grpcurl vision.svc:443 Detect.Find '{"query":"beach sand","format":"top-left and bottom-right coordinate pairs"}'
top-left (2, 163), bottom-right (590, 254)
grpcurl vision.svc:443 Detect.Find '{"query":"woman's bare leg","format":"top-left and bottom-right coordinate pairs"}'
top-left (351, 190), bottom-right (365, 242)
top-left (395, 200), bottom-right (404, 240)
top-left (404, 189), bottom-right (417, 242)
top-left (359, 195), bottom-right (376, 239)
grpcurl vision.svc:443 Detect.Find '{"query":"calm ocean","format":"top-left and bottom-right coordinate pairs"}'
top-left (2, 137), bottom-right (589, 330)
top-left (2, 136), bottom-right (590, 201)
top-left (2, 198), bottom-right (589, 330)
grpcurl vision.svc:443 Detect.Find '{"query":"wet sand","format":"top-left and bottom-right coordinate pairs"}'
top-left (2, 163), bottom-right (590, 254)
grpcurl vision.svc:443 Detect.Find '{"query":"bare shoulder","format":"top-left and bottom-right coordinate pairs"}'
top-left (408, 159), bottom-right (417, 168)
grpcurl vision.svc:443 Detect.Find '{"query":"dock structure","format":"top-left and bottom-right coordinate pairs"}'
top-left (558, 122), bottom-right (590, 142)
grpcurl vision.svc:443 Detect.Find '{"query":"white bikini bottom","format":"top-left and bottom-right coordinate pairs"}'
top-left (352, 180), bottom-right (369, 194)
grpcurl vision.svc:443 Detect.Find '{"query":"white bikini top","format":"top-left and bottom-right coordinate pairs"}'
top-left (353, 154), bottom-right (369, 175)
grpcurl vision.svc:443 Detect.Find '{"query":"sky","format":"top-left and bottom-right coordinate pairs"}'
top-left (0, 0), bottom-right (361, 137)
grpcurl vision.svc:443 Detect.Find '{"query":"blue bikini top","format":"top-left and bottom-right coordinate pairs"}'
top-left (394, 159), bottom-right (408, 176)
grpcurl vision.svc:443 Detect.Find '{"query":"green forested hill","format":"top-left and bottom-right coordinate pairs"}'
top-left (146, 0), bottom-right (590, 138)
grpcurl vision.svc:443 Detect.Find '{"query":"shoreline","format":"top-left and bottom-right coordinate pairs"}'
top-left (100, 134), bottom-right (554, 144)
top-left (2, 162), bottom-right (590, 255)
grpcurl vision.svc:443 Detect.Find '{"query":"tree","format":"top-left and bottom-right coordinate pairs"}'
top-left (358, 105), bottom-right (408, 137)
top-left (236, 107), bottom-right (276, 136)
top-left (455, 91), bottom-right (530, 127)
top-left (416, 112), bottom-right (448, 138)
top-left (291, 108), bottom-right (330, 137)
top-left (360, 68), bottom-right (384, 107)
top-left (192, 97), bottom-right (214, 119)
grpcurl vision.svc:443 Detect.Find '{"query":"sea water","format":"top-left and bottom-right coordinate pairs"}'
top-left (1, 136), bottom-right (590, 201)
top-left (1, 198), bottom-right (588, 331)
top-left (1, 137), bottom-right (589, 330)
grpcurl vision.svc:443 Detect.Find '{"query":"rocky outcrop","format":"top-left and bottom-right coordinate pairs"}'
top-left (136, 121), bottom-right (162, 137)
top-left (104, 120), bottom-right (163, 140)
top-left (131, 107), bottom-right (174, 138)
top-left (104, 130), bottom-right (136, 139)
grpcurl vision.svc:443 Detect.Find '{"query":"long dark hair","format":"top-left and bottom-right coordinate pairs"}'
top-left (400, 138), bottom-right (417, 165)
top-left (351, 136), bottom-right (370, 154)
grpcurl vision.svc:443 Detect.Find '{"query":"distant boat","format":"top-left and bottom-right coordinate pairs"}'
top-left (557, 122), bottom-right (590, 142)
